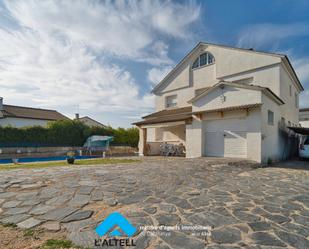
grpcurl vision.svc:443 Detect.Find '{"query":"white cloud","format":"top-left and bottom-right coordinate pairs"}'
top-left (293, 58), bottom-right (309, 107)
top-left (237, 23), bottom-right (309, 49)
top-left (300, 91), bottom-right (309, 107)
top-left (294, 58), bottom-right (309, 84)
top-left (0, 0), bottom-right (200, 127)
top-left (237, 22), bottom-right (309, 109)
top-left (3, 0), bottom-right (200, 63)
top-left (147, 66), bottom-right (173, 86)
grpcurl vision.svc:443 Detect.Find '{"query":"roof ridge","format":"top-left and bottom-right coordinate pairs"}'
top-left (152, 42), bottom-right (303, 94)
top-left (199, 41), bottom-right (286, 57)
top-left (3, 104), bottom-right (58, 112)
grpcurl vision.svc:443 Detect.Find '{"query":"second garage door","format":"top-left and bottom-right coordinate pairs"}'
top-left (204, 119), bottom-right (248, 158)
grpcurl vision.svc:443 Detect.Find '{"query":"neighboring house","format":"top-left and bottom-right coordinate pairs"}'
top-left (300, 108), bottom-right (309, 128)
top-left (74, 114), bottom-right (107, 128)
top-left (0, 97), bottom-right (69, 128)
top-left (133, 42), bottom-right (304, 163)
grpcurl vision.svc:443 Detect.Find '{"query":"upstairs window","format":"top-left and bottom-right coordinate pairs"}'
top-left (295, 93), bottom-right (299, 108)
top-left (192, 52), bottom-right (215, 69)
top-left (289, 85), bottom-right (292, 97)
top-left (166, 95), bottom-right (177, 108)
top-left (268, 110), bottom-right (274, 126)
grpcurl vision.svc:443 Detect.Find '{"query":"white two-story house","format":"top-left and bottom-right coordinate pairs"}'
top-left (134, 42), bottom-right (304, 163)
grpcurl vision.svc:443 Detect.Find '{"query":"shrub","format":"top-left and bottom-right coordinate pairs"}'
top-left (0, 120), bottom-right (139, 147)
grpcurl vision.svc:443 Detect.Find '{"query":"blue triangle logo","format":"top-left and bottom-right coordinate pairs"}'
top-left (95, 212), bottom-right (137, 237)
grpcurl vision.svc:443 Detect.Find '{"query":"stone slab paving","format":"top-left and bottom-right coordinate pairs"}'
top-left (0, 157), bottom-right (308, 249)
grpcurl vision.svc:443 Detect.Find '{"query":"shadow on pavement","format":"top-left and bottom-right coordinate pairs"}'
top-left (271, 157), bottom-right (309, 170)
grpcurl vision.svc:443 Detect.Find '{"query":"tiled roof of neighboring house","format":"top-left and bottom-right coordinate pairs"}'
top-left (188, 81), bottom-right (285, 105)
top-left (0, 105), bottom-right (69, 121)
top-left (300, 108), bottom-right (309, 112)
top-left (77, 116), bottom-right (107, 128)
top-left (133, 106), bottom-right (192, 126)
top-left (191, 103), bottom-right (262, 114)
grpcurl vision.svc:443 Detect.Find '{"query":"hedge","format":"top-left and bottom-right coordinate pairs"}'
top-left (0, 120), bottom-right (139, 148)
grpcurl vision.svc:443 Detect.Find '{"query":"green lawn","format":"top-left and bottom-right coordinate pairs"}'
top-left (0, 158), bottom-right (140, 170)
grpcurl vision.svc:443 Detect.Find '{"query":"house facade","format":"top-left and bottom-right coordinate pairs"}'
top-left (300, 108), bottom-right (309, 127)
top-left (134, 43), bottom-right (304, 163)
top-left (0, 97), bottom-right (69, 127)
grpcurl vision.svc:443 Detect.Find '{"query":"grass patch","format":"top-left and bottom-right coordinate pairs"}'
top-left (2, 223), bottom-right (17, 228)
top-left (40, 239), bottom-right (74, 249)
top-left (23, 228), bottom-right (35, 237)
top-left (0, 158), bottom-right (140, 171)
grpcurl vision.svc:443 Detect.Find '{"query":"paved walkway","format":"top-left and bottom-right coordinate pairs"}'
top-left (0, 157), bottom-right (308, 249)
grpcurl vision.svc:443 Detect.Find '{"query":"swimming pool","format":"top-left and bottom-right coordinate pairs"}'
top-left (0, 155), bottom-right (100, 164)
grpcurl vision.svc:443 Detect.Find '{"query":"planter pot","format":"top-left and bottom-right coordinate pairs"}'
top-left (67, 157), bottom-right (75, 164)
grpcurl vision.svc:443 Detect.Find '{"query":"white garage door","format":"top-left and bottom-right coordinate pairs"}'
top-left (204, 119), bottom-right (248, 158)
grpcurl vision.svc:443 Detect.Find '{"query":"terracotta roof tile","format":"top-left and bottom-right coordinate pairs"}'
top-left (1, 105), bottom-right (69, 121)
top-left (142, 106), bottom-right (192, 119)
top-left (133, 106), bottom-right (192, 126)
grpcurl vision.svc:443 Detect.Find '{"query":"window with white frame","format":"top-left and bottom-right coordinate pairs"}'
top-left (166, 95), bottom-right (177, 108)
top-left (268, 110), bottom-right (274, 126)
top-left (192, 52), bottom-right (215, 69)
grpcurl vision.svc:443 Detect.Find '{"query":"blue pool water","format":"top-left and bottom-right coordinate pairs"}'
top-left (0, 155), bottom-right (99, 164)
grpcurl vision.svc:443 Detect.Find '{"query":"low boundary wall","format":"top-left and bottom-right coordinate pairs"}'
top-left (0, 146), bottom-right (138, 159)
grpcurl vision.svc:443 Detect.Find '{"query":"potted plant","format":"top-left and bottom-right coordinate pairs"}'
top-left (66, 151), bottom-right (76, 164)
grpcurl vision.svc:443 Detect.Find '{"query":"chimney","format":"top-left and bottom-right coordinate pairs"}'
top-left (75, 113), bottom-right (79, 120)
top-left (0, 97), bottom-right (3, 110)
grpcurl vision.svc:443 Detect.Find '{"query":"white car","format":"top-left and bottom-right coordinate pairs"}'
top-left (299, 136), bottom-right (309, 159)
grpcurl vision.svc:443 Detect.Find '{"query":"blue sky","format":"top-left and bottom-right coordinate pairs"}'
top-left (0, 0), bottom-right (309, 127)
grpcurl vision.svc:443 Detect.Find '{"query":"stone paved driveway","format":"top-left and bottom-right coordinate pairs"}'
top-left (0, 157), bottom-right (308, 249)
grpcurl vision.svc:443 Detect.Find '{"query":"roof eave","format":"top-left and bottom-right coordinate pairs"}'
top-left (132, 117), bottom-right (192, 126)
top-left (262, 88), bottom-right (285, 105)
top-left (151, 42), bottom-right (301, 94)
top-left (282, 56), bottom-right (304, 92)
top-left (151, 42), bottom-right (203, 94)
top-left (191, 103), bottom-right (263, 114)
